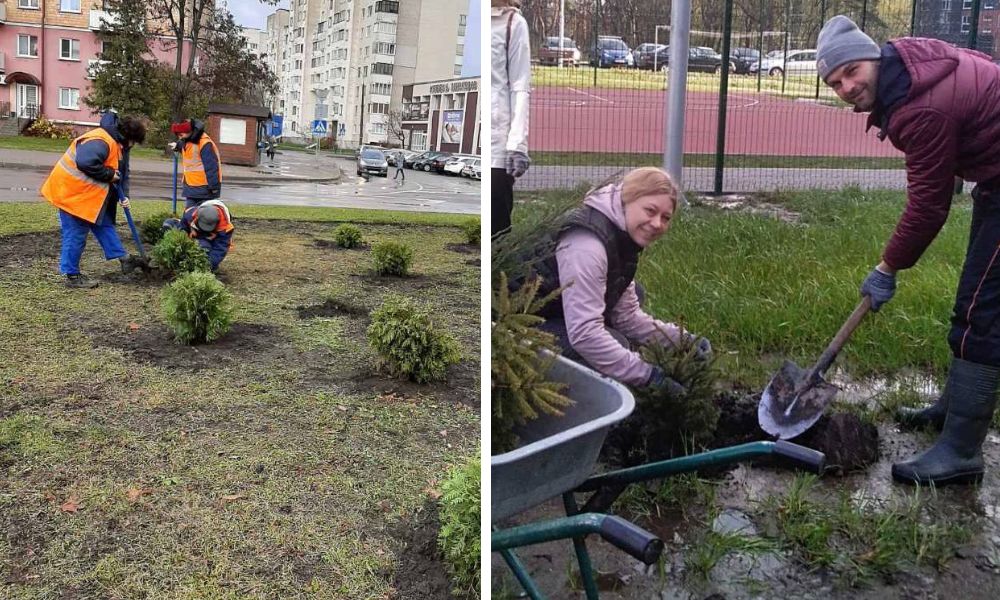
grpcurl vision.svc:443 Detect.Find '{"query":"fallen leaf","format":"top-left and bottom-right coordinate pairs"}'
top-left (337, 405), bottom-right (349, 412)
top-left (126, 487), bottom-right (153, 502)
top-left (424, 487), bottom-right (442, 501)
top-left (59, 494), bottom-right (82, 513)
top-left (439, 430), bottom-right (447, 437)
top-left (219, 493), bottom-right (246, 506)
top-left (379, 499), bottom-right (392, 512)
top-left (127, 322), bottom-right (141, 332)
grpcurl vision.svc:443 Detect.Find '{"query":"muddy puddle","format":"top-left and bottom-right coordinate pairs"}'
top-left (493, 375), bottom-right (1000, 599)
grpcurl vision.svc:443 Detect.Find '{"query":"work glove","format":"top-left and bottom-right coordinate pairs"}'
top-left (860, 265), bottom-right (896, 312)
top-left (647, 367), bottom-right (687, 397)
top-left (118, 196), bottom-right (131, 210)
top-left (111, 170), bottom-right (121, 183)
top-left (167, 142), bottom-right (178, 151)
top-left (506, 150), bottom-right (531, 178)
top-left (683, 334), bottom-right (713, 362)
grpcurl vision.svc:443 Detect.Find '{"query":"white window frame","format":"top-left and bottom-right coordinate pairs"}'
top-left (18, 0), bottom-right (40, 9)
top-left (60, 0), bottom-right (81, 12)
top-left (964, 0), bottom-right (973, 8)
top-left (59, 87), bottom-right (80, 110)
top-left (962, 14), bottom-right (971, 33)
top-left (59, 38), bottom-right (81, 61)
top-left (17, 34), bottom-right (39, 58)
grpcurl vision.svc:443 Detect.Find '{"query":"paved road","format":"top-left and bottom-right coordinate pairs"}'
top-left (0, 157), bottom-right (481, 214)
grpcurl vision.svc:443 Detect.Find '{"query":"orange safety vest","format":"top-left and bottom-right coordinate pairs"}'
top-left (40, 128), bottom-right (121, 224)
top-left (181, 135), bottom-right (222, 187)
top-left (187, 200), bottom-right (234, 237)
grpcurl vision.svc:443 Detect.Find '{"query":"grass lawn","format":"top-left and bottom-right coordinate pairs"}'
top-left (533, 65), bottom-right (844, 102)
top-left (0, 201), bottom-right (480, 598)
top-left (517, 185), bottom-right (965, 386)
top-left (0, 136), bottom-right (169, 161)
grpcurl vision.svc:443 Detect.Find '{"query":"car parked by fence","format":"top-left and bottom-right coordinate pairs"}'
top-left (751, 49), bottom-right (817, 77)
top-left (590, 36), bottom-right (631, 68)
top-left (539, 36), bottom-right (581, 66)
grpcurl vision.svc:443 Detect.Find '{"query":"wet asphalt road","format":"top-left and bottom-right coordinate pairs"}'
top-left (0, 157), bottom-right (481, 215)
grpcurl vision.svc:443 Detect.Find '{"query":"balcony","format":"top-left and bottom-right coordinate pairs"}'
top-left (375, 1), bottom-right (398, 14)
top-left (89, 9), bottom-right (120, 30)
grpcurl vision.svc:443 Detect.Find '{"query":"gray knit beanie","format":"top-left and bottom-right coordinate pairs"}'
top-left (816, 16), bottom-right (881, 81)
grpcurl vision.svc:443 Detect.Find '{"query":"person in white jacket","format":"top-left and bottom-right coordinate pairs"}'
top-left (491, 0), bottom-right (531, 236)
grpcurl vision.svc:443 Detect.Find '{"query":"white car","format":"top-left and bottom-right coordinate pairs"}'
top-left (444, 156), bottom-right (477, 176)
top-left (751, 49), bottom-right (817, 77)
top-left (460, 158), bottom-right (481, 179)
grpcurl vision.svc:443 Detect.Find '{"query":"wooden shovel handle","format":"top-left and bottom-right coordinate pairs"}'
top-left (802, 296), bottom-right (872, 386)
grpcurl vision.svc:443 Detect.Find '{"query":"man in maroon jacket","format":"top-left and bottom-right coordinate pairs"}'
top-left (818, 15), bottom-right (1000, 486)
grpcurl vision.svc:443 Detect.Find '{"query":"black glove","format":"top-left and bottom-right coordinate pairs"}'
top-left (682, 334), bottom-right (712, 362)
top-left (647, 367), bottom-right (687, 396)
top-left (860, 266), bottom-right (896, 312)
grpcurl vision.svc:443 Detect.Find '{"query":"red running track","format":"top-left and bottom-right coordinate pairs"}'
top-left (530, 85), bottom-right (902, 157)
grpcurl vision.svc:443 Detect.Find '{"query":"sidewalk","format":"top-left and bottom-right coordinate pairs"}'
top-left (0, 147), bottom-right (342, 184)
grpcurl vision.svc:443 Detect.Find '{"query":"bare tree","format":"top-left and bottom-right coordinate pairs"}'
top-left (387, 109), bottom-right (407, 148)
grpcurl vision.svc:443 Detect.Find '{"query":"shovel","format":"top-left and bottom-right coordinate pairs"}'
top-left (758, 296), bottom-right (872, 439)
top-left (115, 183), bottom-right (152, 273)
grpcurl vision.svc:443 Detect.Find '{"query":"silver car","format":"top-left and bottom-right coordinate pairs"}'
top-left (356, 148), bottom-right (388, 177)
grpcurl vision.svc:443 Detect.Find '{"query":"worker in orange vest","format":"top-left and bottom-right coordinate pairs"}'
top-left (162, 200), bottom-right (234, 272)
top-left (169, 118), bottom-right (222, 209)
top-left (41, 111), bottom-right (148, 289)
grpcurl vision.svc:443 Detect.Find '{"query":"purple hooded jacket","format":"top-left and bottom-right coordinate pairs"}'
top-left (873, 37), bottom-right (1000, 270)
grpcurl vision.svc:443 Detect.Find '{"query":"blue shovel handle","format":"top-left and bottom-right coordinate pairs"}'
top-left (115, 183), bottom-right (146, 258)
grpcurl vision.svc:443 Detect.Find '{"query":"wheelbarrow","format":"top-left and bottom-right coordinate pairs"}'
top-left (492, 354), bottom-right (826, 600)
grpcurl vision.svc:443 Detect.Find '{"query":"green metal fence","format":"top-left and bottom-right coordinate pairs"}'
top-left (519, 0), bottom-right (996, 193)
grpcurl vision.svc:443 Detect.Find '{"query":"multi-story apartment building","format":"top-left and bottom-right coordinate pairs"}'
top-left (914, 0), bottom-right (999, 56)
top-left (241, 27), bottom-right (265, 59)
top-left (0, 0), bottom-right (197, 129)
top-left (265, 0), bottom-right (469, 148)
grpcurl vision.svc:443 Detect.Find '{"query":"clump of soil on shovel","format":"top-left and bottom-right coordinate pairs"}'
top-left (604, 390), bottom-right (879, 475)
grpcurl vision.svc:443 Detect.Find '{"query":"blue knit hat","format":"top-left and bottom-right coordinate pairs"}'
top-left (816, 16), bottom-right (881, 81)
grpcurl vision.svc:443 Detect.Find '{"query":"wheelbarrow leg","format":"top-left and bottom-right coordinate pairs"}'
top-left (499, 548), bottom-right (548, 600)
top-left (563, 493), bottom-right (600, 600)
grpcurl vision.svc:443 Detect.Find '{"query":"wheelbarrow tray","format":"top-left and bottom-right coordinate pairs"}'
top-left (492, 354), bottom-right (635, 523)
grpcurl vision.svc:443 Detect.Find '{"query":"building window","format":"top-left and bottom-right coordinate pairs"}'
top-left (454, 64), bottom-right (463, 76)
top-left (942, 0), bottom-right (952, 10)
top-left (17, 35), bottom-right (39, 58)
top-left (375, 1), bottom-right (399, 14)
top-left (372, 62), bottom-right (394, 75)
top-left (18, 0), bottom-right (39, 8)
top-left (457, 44), bottom-right (464, 56)
top-left (376, 21), bottom-right (397, 35)
top-left (458, 14), bottom-right (467, 36)
top-left (60, 0), bottom-right (81, 11)
top-left (59, 88), bottom-right (80, 110)
top-left (60, 39), bottom-right (81, 61)
top-left (962, 14), bottom-right (971, 32)
top-left (374, 42), bottom-right (395, 55)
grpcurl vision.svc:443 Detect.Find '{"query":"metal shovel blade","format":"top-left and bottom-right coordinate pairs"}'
top-left (758, 359), bottom-right (840, 439)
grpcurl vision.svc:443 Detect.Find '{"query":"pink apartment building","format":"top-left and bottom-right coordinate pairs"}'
top-left (0, 0), bottom-right (196, 131)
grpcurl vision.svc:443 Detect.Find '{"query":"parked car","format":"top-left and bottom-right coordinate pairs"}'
top-left (356, 147), bottom-right (388, 177)
top-left (387, 149), bottom-right (418, 166)
top-left (751, 49), bottom-right (817, 77)
top-left (539, 36), bottom-right (581, 66)
top-left (590, 36), bottom-right (630, 68)
top-left (633, 43), bottom-right (667, 69)
top-left (461, 158), bottom-right (481, 179)
top-left (443, 156), bottom-right (478, 176)
top-left (660, 46), bottom-right (734, 74)
top-left (406, 150), bottom-right (440, 168)
top-left (428, 153), bottom-right (455, 173)
top-left (727, 47), bottom-right (760, 74)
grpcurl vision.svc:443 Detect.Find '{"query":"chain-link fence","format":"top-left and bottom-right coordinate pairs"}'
top-left (518, 0), bottom-right (997, 193)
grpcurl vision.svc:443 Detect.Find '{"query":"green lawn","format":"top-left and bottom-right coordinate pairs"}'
top-left (0, 201), bottom-right (480, 598)
top-left (0, 135), bottom-right (169, 161)
top-left (517, 186), bottom-right (966, 386)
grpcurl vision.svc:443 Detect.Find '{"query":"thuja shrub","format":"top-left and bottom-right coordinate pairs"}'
top-left (371, 240), bottom-right (414, 276)
top-left (141, 211), bottom-right (176, 245)
top-left (333, 223), bottom-right (364, 248)
top-left (437, 455), bottom-right (481, 598)
top-left (366, 294), bottom-right (460, 383)
top-left (152, 229), bottom-right (210, 274)
top-left (460, 218), bottom-right (481, 246)
top-left (161, 271), bottom-right (233, 344)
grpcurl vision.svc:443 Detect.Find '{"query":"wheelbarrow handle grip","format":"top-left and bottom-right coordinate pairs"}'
top-left (600, 516), bottom-right (664, 565)
top-left (773, 440), bottom-right (826, 474)
top-left (804, 296), bottom-right (872, 385)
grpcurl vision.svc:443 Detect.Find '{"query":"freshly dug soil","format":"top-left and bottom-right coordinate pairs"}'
top-left (445, 243), bottom-right (479, 255)
top-left (391, 501), bottom-right (462, 600)
top-left (313, 239), bottom-right (371, 251)
top-left (296, 298), bottom-right (370, 318)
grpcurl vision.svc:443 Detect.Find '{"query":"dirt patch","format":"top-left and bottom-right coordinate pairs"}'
top-left (101, 267), bottom-right (172, 286)
top-left (391, 500), bottom-right (466, 600)
top-left (313, 239), bottom-right (371, 251)
top-left (317, 360), bottom-right (480, 411)
top-left (694, 194), bottom-right (802, 224)
top-left (791, 413), bottom-right (879, 474)
top-left (0, 231), bottom-right (60, 269)
top-left (90, 322), bottom-right (294, 371)
top-left (465, 258), bottom-right (481, 267)
top-left (296, 298), bottom-right (370, 319)
top-left (445, 243), bottom-right (479, 255)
